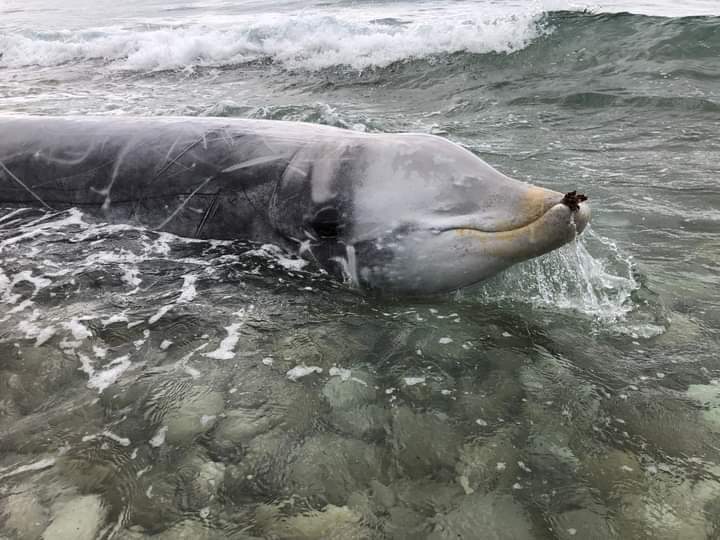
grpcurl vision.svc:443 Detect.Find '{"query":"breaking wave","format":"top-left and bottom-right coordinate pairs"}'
top-left (2, 8), bottom-right (719, 92)
top-left (0, 8), bottom-right (548, 71)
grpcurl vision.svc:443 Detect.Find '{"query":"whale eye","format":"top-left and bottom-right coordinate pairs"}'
top-left (310, 207), bottom-right (342, 239)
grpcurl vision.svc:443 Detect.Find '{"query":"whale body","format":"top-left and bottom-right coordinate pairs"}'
top-left (0, 116), bottom-right (590, 294)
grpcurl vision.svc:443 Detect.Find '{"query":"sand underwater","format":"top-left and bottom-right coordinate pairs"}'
top-left (1, 0), bottom-right (720, 538)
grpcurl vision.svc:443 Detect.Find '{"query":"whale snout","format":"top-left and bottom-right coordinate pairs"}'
top-left (519, 187), bottom-right (591, 251)
top-left (560, 190), bottom-right (591, 235)
top-left (571, 197), bottom-right (591, 235)
top-left (561, 190), bottom-right (588, 212)
top-left (504, 185), bottom-right (591, 239)
top-left (347, 133), bottom-right (595, 294)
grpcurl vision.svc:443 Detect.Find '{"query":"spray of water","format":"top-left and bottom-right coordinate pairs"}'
top-left (474, 227), bottom-right (645, 326)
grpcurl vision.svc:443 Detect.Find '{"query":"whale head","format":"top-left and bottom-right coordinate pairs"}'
top-left (272, 132), bottom-right (590, 295)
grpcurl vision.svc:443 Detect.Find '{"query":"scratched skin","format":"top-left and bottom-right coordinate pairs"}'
top-left (0, 116), bottom-right (589, 294)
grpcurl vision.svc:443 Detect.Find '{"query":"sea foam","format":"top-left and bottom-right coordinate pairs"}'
top-left (0, 7), bottom-right (547, 72)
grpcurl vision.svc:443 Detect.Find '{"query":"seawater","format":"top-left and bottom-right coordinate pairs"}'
top-left (1, 1), bottom-right (720, 539)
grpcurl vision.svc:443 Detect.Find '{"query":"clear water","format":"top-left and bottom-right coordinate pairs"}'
top-left (1, 1), bottom-right (720, 539)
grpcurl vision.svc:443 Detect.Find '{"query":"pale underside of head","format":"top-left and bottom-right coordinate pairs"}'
top-left (276, 131), bottom-right (590, 295)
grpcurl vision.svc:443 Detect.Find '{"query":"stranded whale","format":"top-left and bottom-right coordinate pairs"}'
top-left (0, 116), bottom-right (590, 294)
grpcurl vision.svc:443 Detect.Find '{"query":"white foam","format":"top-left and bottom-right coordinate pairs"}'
top-left (102, 313), bottom-right (129, 326)
top-left (329, 366), bottom-right (369, 386)
top-left (178, 274), bottom-right (197, 303)
top-left (18, 319), bottom-right (40, 340)
top-left (9, 298), bottom-right (33, 313)
top-left (150, 232), bottom-right (175, 256)
top-left (81, 354), bottom-right (132, 393)
top-left (183, 364), bottom-right (202, 379)
top-left (63, 318), bottom-right (92, 340)
top-left (0, 7), bottom-right (547, 72)
top-left (150, 425), bottom-right (168, 447)
top-left (174, 342), bottom-right (208, 375)
top-left (102, 430), bottom-right (131, 447)
top-left (35, 325), bottom-right (56, 346)
top-left (286, 365), bottom-right (323, 381)
top-left (2, 271), bottom-right (51, 303)
top-left (244, 244), bottom-right (308, 272)
top-left (60, 338), bottom-right (83, 350)
top-left (203, 308), bottom-right (248, 360)
top-left (81, 249), bottom-right (143, 267)
top-left (0, 269), bottom-right (11, 298)
top-left (0, 209), bottom-right (86, 248)
top-left (120, 265), bottom-right (142, 288)
top-left (0, 458), bottom-right (56, 480)
top-left (403, 376), bottom-right (426, 386)
top-left (16, 308), bottom-right (44, 340)
top-left (203, 322), bottom-right (242, 360)
top-left (148, 304), bottom-right (173, 324)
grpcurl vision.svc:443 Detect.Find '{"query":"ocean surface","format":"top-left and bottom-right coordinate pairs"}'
top-left (1, 0), bottom-right (720, 538)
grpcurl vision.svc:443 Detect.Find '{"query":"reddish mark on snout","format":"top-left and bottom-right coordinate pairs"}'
top-left (561, 191), bottom-right (588, 212)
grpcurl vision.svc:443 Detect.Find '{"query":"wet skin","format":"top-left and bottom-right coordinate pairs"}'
top-left (0, 116), bottom-right (589, 294)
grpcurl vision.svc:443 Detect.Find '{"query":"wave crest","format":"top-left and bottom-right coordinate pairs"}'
top-left (0, 10), bottom-right (547, 71)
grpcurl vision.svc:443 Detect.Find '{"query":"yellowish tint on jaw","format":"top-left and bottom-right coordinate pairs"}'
top-left (453, 202), bottom-right (574, 259)
top-left (485, 185), bottom-right (559, 232)
top-left (517, 185), bottom-right (558, 223)
top-left (454, 225), bottom-right (533, 244)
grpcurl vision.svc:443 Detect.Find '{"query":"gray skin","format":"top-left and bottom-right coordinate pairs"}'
top-left (0, 116), bottom-right (590, 295)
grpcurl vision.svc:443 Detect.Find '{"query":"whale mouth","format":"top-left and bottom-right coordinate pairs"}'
top-left (448, 192), bottom-right (590, 238)
top-left (447, 194), bottom-right (591, 262)
top-left (368, 196), bottom-right (591, 294)
top-left (424, 189), bottom-right (590, 239)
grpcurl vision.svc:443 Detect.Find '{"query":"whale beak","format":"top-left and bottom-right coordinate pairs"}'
top-left (561, 190), bottom-right (590, 235)
top-left (449, 185), bottom-right (591, 264)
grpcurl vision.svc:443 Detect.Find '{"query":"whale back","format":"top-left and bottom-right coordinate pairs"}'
top-left (0, 116), bottom-right (348, 242)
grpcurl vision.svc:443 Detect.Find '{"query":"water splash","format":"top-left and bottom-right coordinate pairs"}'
top-left (525, 229), bottom-right (638, 320)
top-left (474, 228), bottom-right (645, 325)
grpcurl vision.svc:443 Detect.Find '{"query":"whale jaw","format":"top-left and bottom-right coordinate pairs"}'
top-left (352, 196), bottom-right (591, 295)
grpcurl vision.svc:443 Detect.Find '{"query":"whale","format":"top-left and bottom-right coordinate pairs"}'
top-left (0, 116), bottom-right (590, 294)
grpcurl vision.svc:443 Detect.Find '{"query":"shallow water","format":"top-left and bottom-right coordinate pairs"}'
top-left (1, 0), bottom-right (720, 539)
